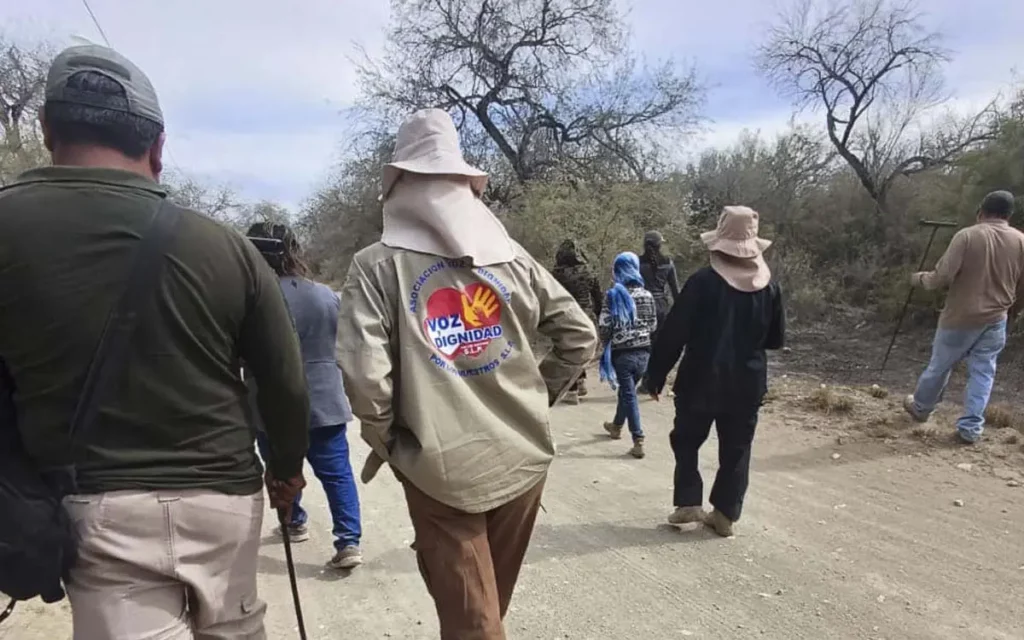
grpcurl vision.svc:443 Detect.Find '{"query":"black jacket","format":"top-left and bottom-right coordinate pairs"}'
top-left (646, 266), bottom-right (785, 413)
top-left (639, 252), bottom-right (680, 315)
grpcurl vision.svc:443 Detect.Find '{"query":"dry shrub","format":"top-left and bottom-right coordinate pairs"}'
top-left (867, 385), bottom-right (890, 399)
top-left (984, 404), bottom-right (1020, 431)
top-left (1004, 431), bottom-right (1021, 445)
top-left (808, 386), bottom-right (855, 415)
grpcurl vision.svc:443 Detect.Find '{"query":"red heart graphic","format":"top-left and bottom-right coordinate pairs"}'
top-left (423, 283), bottom-right (504, 360)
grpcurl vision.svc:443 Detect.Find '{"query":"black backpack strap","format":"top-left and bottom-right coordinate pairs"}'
top-left (68, 198), bottom-right (182, 442)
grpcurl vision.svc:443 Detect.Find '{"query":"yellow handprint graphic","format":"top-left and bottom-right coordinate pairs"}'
top-left (462, 285), bottom-right (500, 327)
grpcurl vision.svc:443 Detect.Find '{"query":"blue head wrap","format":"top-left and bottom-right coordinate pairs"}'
top-left (599, 252), bottom-right (644, 389)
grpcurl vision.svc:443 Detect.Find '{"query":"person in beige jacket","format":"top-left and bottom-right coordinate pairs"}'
top-left (337, 109), bottom-right (598, 640)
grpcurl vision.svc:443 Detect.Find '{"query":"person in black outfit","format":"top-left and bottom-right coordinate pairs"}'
top-left (638, 230), bottom-right (680, 393)
top-left (646, 207), bottom-right (785, 537)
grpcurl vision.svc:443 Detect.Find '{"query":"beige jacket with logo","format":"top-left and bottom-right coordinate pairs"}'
top-left (337, 242), bottom-right (598, 513)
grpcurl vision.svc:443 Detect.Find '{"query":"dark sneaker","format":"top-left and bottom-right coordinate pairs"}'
top-left (603, 422), bottom-right (623, 440)
top-left (954, 430), bottom-right (979, 446)
top-left (327, 545), bottom-right (363, 570)
top-left (903, 395), bottom-right (929, 423)
top-left (277, 523), bottom-right (310, 543)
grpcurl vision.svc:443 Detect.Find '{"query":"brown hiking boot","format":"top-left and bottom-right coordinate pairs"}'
top-left (668, 506), bottom-right (706, 525)
top-left (604, 422), bottom-right (623, 440)
top-left (704, 510), bottom-right (735, 537)
top-left (630, 437), bottom-right (646, 459)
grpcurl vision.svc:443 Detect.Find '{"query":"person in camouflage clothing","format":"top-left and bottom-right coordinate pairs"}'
top-left (553, 239), bottom-right (603, 403)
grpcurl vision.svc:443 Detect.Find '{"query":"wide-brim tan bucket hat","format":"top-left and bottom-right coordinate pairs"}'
top-left (700, 205), bottom-right (772, 259)
top-left (702, 206), bottom-right (773, 292)
top-left (381, 108), bottom-right (488, 199)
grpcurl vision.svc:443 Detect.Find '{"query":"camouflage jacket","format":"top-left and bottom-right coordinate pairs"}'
top-left (552, 263), bottom-right (602, 319)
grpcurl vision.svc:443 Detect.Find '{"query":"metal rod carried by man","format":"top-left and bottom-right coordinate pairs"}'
top-left (880, 219), bottom-right (958, 372)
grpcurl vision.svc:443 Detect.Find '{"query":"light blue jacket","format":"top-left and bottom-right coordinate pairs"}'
top-left (250, 276), bottom-right (353, 430)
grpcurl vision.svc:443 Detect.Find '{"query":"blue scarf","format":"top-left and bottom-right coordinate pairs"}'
top-left (599, 252), bottom-right (645, 389)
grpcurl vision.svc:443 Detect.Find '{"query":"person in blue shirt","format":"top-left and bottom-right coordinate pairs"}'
top-left (246, 222), bottom-right (363, 569)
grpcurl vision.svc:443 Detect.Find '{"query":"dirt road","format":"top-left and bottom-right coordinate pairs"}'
top-left (3, 377), bottom-right (1023, 639)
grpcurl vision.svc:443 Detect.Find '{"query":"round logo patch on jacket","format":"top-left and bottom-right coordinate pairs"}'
top-left (423, 283), bottom-right (504, 360)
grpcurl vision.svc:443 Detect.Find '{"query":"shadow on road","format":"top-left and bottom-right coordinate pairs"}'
top-left (525, 520), bottom-right (715, 564)
top-left (556, 433), bottom-right (629, 460)
top-left (257, 554), bottom-right (357, 582)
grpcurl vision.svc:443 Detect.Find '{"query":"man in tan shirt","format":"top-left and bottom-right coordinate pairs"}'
top-left (338, 109), bottom-right (597, 640)
top-left (904, 191), bottom-right (1024, 443)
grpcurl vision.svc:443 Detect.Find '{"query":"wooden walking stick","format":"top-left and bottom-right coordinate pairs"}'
top-left (880, 219), bottom-right (958, 372)
top-left (278, 507), bottom-right (308, 640)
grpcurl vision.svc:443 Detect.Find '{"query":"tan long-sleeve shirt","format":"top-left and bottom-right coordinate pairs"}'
top-left (337, 242), bottom-right (598, 513)
top-left (915, 219), bottom-right (1024, 329)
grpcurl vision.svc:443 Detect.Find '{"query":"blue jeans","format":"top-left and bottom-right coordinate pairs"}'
top-left (257, 424), bottom-right (362, 549)
top-left (912, 320), bottom-right (1007, 442)
top-left (612, 349), bottom-right (649, 441)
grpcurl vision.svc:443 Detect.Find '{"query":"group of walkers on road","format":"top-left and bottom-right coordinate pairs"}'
top-left (1, 42), bottom-right (1023, 640)
top-left (551, 206), bottom-right (786, 537)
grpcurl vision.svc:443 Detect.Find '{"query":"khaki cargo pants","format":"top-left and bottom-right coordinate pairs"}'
top-left (64, 489), bottom-right (266, 639)
top-left (402, 476), bottom-right (546, 640)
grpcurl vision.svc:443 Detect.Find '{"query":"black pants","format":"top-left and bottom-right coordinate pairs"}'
top-left (669, 401), bottom-right (759, 522)
top-left (639, 308), bottom-right (669, 392)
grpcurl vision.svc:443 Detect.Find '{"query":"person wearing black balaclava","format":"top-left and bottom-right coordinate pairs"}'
top-left (639, 230), bottom-right (680, 392)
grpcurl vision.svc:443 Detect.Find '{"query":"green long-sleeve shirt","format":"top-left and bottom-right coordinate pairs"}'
top-left (0, 167), bottom-right (309, 494)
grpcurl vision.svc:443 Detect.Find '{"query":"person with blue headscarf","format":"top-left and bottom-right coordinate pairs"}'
top-left (597, 252), bottom-right (658, 458)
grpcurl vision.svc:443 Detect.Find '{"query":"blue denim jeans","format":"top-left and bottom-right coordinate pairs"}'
top-left (612, 349), bottom-right (650, 441)
top-left (257, 423), bottom-right (362, 549)
top-left (912, 320), bottom-right (1007, 442)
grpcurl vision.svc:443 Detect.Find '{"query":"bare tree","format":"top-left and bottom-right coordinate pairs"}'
top-left (163, 171), bottom-right (242, 222)
top-left (0, 38), bottom-right (49, 150)
top-left (358, 0), bottom-right (703, 190)
top-left (0, 38), bottom-right (51, 184)
top-left (757, 0), bottom-right (997, 214)
top-left (298, 133), bottom-right (394, 279)
top-left (686, 125), bottom-right (835, 229)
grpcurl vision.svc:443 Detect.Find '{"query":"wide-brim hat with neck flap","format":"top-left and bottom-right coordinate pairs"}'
top-left (702, 205), bottom-right (773, 292)
top-left (381, 108), bottom-right (488, 200)
top-left (700, 205), bottom-right (772, 259)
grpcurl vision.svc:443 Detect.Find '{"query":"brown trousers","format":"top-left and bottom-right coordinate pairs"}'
top-left (402, 477), bottom-right (546, 640)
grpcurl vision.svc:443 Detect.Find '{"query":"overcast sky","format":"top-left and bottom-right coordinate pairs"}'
top-left (6, 0), bottom-right (1022, 210)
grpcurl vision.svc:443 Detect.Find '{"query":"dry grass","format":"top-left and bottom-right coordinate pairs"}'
top-left (911, 425), bottom-right (939, 441)
top-left (867, 385), bottom-right (890, 400)
top-left (984, 404), bottom-right (1020, 431)
top-left (808, 386), bottom-right (855, 415)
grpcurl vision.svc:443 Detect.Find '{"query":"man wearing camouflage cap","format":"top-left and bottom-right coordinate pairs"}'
top-left (0, 44), bottom-right (309, 637)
